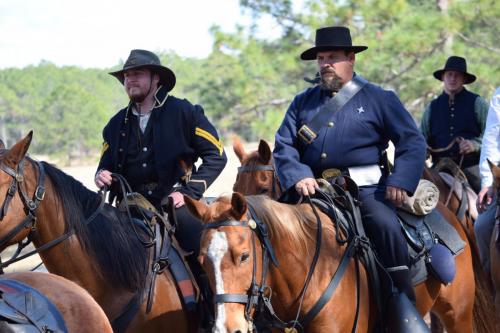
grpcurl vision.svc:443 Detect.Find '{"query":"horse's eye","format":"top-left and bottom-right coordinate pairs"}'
top-left (241, 252), bottom-right (250, 263)
top-left (259, 188), bottom-right (269, 195)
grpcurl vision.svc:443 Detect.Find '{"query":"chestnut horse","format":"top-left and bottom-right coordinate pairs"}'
top-left (186, 192), bottom-right (372, 333)
top-left (230, 139), bottom-right (495, 333)
top-left (422, 164), bottom-right (496, 332)
top-left (0, 272), bottom-right (112, 333)
top-left (0, 133), bottom-right (195, 333)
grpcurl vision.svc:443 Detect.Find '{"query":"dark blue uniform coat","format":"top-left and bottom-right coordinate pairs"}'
top-left (97, 85), bottom-right (227, 203)
top-left (274, 79), bottom-right (426, 195)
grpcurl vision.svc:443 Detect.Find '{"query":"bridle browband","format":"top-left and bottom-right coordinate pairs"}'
top-left (237, 162), bottom-right (281, 198)
top-left (0, 157), bottom-right (105, 271)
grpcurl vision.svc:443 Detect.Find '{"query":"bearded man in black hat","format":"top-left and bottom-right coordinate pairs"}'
top-left (94, 49), bottom-right (226, 327)
top-left (273, 26), bottom-right (428, 329)
top-left (421, 56), bottom-right (489, 193)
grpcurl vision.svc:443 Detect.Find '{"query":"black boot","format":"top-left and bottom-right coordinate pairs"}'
top-left (386, 269), bottom-right (429, 333)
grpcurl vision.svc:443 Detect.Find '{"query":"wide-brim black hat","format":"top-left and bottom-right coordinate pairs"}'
top-left (109, 49), bottom-right (176, 92)
top-left (300, 26), bottom-right (367, 61)
top-left (433, 56), bottom-right (476, 84)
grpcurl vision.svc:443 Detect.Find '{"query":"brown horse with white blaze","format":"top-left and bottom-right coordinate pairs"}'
top-left (0, 133), bottom-right (196, 332)
top-left (0, 272), bottom-right (113, 333)
top-left (229, 138), bottom-right (495, 333)
top-left (186, 193), bottom-right (373, 333)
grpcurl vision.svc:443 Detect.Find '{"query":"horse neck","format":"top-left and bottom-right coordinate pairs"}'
top-left (263, 211), bottom-right (342, 312)
top-left (33, 178), bottom-right (129, 314)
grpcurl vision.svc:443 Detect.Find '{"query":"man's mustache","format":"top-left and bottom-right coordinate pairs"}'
top-left (321, 68), bottom-right (337, 75)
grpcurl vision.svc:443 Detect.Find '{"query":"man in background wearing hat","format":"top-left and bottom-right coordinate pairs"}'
top-left (273, 26), bottom-right (427, 326)
top-left (94, 49), bottom-right (227, 327)
top-left (421, 56), bottom-right (489, 193)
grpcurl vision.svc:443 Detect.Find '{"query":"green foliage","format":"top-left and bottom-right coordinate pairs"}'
top-left (0, 0), bottom-right (497, 157)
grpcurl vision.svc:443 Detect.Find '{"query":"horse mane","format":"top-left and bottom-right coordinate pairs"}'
top-left (40, 161), bottom-right (148, 292)
top-left (245, 195), bottom-right (334, 255)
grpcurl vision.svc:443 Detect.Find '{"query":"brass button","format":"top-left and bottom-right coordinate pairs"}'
top-left (121, 132), bottom-right (126, 137)
top-left (119, 148), bottom-right (123, 152)
top-left (451, 107), bottom-right (455, 111)
top-left (142, 163), bottom-right (147, 168)
top-left (450, 126), bottom-right (454, 130)
top-left (320, 153), bottom-right (327, 159)
top-left (143, 147), bottom-right (148, 152)
top-left (449, 134), bottom-right (453, 137)
top-left (328, 122), bottom-right (334, 127)
top-left (118, 163), bottom-right (122, 168)
top-left (450, 114), bottom-right (454, 117)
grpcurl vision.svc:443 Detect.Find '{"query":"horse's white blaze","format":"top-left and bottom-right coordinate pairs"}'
top-left (207, 231), bottom-right (229, 333)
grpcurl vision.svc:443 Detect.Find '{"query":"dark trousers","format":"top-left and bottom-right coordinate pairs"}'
top-left (358, 185), bottom-right (414, 300)
top-left (174, 205), bottom-right (205, 256)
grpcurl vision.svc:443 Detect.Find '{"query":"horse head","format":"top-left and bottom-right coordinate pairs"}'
top-left (233, 138), bottom-right (281, 198)
top-left (488, 159), bottom-right (500, 194)
top-left (185, 192), bottom-right (259, 333)
top-left (0, 131), bottom-right (37, 249)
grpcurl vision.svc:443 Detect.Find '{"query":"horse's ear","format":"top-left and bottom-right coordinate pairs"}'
top-left (231, 192), bottom-right (247, 220)
top-left (0, 139), bottom-right (5, 149)
top-left (184, 195), bottom-right (208, 222)
top-left (488, 159), bottom-right (500, 177)
top-left (233, 136), bottom-right (246, 163)
top-left (257, 139), bottom-right (272, 164)
top-left (4, 131), bottom-right (32, 166)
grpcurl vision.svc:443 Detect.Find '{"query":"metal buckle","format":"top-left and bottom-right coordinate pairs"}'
top-left (15, 174), bottom-right (24, 182)
top-left (35, 186), bottom-right (45, 201)
top-left (297, 125), bottom-right (317, 145)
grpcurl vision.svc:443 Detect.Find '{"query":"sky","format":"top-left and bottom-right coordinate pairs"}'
top-left (0, 0), bottom-right (286, 69)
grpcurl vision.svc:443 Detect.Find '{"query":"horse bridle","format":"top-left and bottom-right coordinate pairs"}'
top-left (203, 205), bottom-right (280, 331)
top-left (237, 162), bottom-right (281, 198)
top-left (0, 158), bottom-right (46, 248)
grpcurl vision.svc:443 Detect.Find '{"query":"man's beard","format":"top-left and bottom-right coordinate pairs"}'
top-left (320, 69), bottom-right (343, 92)
top-left (129, 92), bottom-right (147, 103)
top-left (127, 87), bottom-right (148, 103)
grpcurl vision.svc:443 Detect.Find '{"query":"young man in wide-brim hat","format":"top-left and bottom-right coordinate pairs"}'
top-left (273, 26), bottom-right (428, 329)
top-left (95, 49), bottom-right (227, 329)
top-left (421, 55), bottom-right (489, 193)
